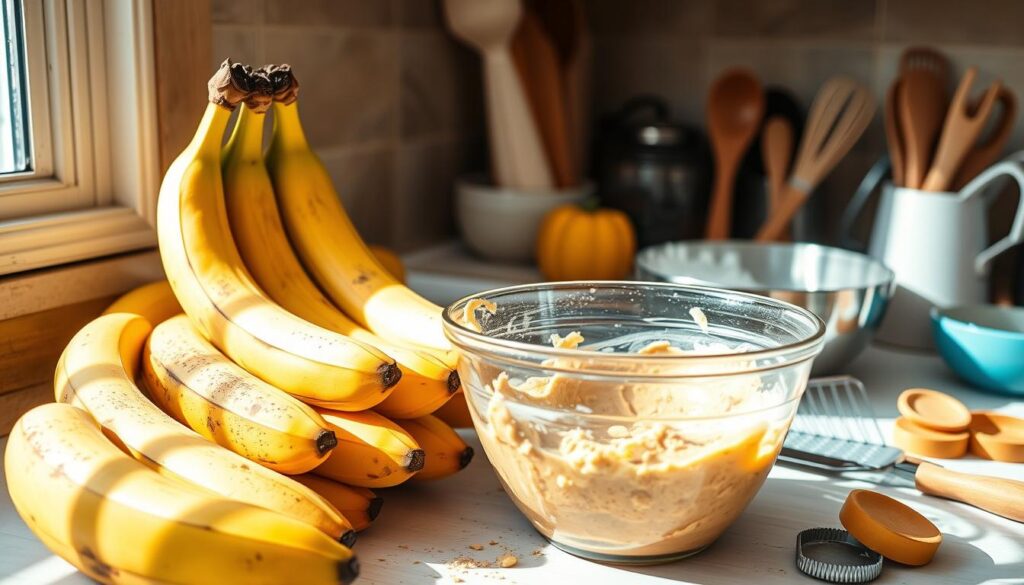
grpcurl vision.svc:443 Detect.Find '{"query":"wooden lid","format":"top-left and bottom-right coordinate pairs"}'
top-left (969, 411), bottom-right (1024, 463)
top-left (897, 388), bottom-right (971, 432)
top-left (893, 416), bottom-right (969, 459)
top-left (840, 489), bottom-right (942, 566)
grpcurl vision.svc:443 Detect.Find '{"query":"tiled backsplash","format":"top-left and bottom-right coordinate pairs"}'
top-left (211, 0), bottom-right (484, 251)
top-left (589, 0), bottom-right (1024, 242)
top-left (213, 0), bottom-right (1024, 250)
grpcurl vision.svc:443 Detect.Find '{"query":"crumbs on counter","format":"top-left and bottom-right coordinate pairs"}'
top-left (446, 548), bottom-right (522, 581)
top-left (450, 556), bottom-right (493, 569)
top-left (497, 552), bottom-right (518, 568)
top-left (469, 544), bottom-right (485, 551)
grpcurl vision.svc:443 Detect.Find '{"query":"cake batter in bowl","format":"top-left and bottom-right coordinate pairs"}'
top-left (443, 282), bottom-right (825, 565)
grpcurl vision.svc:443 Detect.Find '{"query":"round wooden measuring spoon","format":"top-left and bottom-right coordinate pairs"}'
top-left (897, 388), bottom-right (971, 432)
top-left (969, 411), bottom-right (1024, 462)
top-left (893, 417), bottom-right (969, 458)
top-left (840, 489), bottom-right (942, 566)
top-left (705, 69), bottom-right (764, 240)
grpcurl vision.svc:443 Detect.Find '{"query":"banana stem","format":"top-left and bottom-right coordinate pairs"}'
top-left (208, 59), bottom-right (253, 110)
top-left (271, 101), bottom-right (312, 152)
top-left (227, 105), bottom-right (267, 162)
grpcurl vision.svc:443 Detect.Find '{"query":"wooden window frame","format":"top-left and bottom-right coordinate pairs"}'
top-left (0, 0), bottom-right (210, 311)
top-left (0, 0), bottom-right (164, 275)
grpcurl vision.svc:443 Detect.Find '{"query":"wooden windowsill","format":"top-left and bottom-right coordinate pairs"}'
top-left (0, 248), bottom-right (165, 321)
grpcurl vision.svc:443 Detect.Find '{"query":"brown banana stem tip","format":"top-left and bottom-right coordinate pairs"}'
top-left (406, 449), bottom-right (426, 472)
top-left (379, 362), bottom-right (402, 390)
top-left (339, 530), bottom-right (358, 548)
top-left (263, 64), bottom-right (299, 104)
top-left (208, 59), bottom-right (253, 110)
top-left (459, 447), bottom-right (475, 469)
top-left (244, 68), bottom-right (274, 114)
top-left (367, 496), bottom-right (384, 521)
top-left (338, 557), bottom-right (359, 584)
top-left (316, 429), bottom-right (339, 456)
top-left (447, 371), bottom-right (461, 393)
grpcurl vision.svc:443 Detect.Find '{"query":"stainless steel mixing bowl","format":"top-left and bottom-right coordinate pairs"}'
top-left (636, 241), bottom-right (895, 374)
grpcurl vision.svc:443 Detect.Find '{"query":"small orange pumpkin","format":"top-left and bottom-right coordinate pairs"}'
top-left (535, 202), bottom-right (637, 281)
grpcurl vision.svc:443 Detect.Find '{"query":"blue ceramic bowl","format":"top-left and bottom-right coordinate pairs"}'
top-left (932, 305), bottom-right (1024, 395)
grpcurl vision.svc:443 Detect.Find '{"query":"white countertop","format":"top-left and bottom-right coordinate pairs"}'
top-left (1, 344), bottom-right (1022, 585)
top-left (3, 248), bottom-right (1023, 584)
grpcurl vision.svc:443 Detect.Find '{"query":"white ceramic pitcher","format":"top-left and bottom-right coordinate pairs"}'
top-left (842, 155), bottom-right (1024, 350)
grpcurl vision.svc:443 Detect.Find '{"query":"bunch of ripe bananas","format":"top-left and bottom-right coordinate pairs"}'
top-left (4, 60), bottom-right (476, 585)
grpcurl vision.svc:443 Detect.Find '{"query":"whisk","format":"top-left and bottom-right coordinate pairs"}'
top-left (756, 78), bottom-right (875, 242)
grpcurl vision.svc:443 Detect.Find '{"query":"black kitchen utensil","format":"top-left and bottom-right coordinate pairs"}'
top-left (596, 96), bottom-right (712, 247)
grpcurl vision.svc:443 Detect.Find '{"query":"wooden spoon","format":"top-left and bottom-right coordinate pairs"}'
top-left (443, 0), bottom-right (553, 189)
top-left (921, 67), bottom-right (1002, 192)
top-left (756, 77), bottom-right (875, 242)
top-left (899, 55), bottom-right (949, 188)
top-left (762, 116), bottom-right (794, 211)
top-left (885, 78), bottom-right (906, 187)
top-left (705, 69), bottom-right (765, 240)
top-left (952, 87), bottom-right (1018, 189)
top-left (762, 117), bottom-right (794, 241)
top-left (529, 0), bottom-right (587, 185)
top-left (512, 5), bottom-right (575, 189)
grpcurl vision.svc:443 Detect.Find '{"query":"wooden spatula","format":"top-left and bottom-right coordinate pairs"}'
top-left (529, 0), bottom-right (586, 186)
top-left (511, 6), bottom-right (575, 189)
top-left (899, 47), bottom-right (951, 81)
top-left (921, 67), bottom-right (1003, 192)
top-left (762, 116), bottom-right (794, 241)
top-left (762, 116), bottom-right (794, 212)
top-left (898, 48), bottom-right (950, 189)
top-left (444, 0), bottom-right (553, 189)
top-left (756, 77), bottom-right (875, 242)
top-left (885, 79), bottom-right (907, 187)
top-left (952, 87), bottom-right (1018, 190)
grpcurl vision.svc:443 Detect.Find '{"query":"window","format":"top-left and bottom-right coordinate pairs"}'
top-left (1, 0), bottom-right (30, 175)
top-left (0, 0), bottom-right (158, 276)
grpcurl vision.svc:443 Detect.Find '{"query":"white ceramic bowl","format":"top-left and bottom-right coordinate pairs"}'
top-left (455, 176), bottom-right (592, 263)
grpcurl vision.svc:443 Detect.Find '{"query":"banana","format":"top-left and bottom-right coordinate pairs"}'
top-left (395, 414), bottom-right (475, 481)
top-left (143, 314), bottom-right (337, 474)
top-left (6, 403), bottom-right (358, 585)
top-left (433, 392), bottom-right (475, 428)
top-left (314, 408), bottom-right (425, 488)
top-left (293, 475), bottom-right (383, 533)
top-left (158, 61), bottom-right (399, 409)
top-left (372, 355), bottom-right (458, 418)
top-left (56, 312), bottom-right (356, 545)
top-left (369, 245), bottom-right (405, 283)
top-left (104, 280), bottom-right (182, 326)
top-left (222, 101), bottom-right (458, 415)
top-left (264, 68), bottom-right (456, 363)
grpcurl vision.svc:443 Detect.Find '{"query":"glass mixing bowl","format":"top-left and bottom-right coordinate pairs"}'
top-left (442, 282), bottom-right (825, 565)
